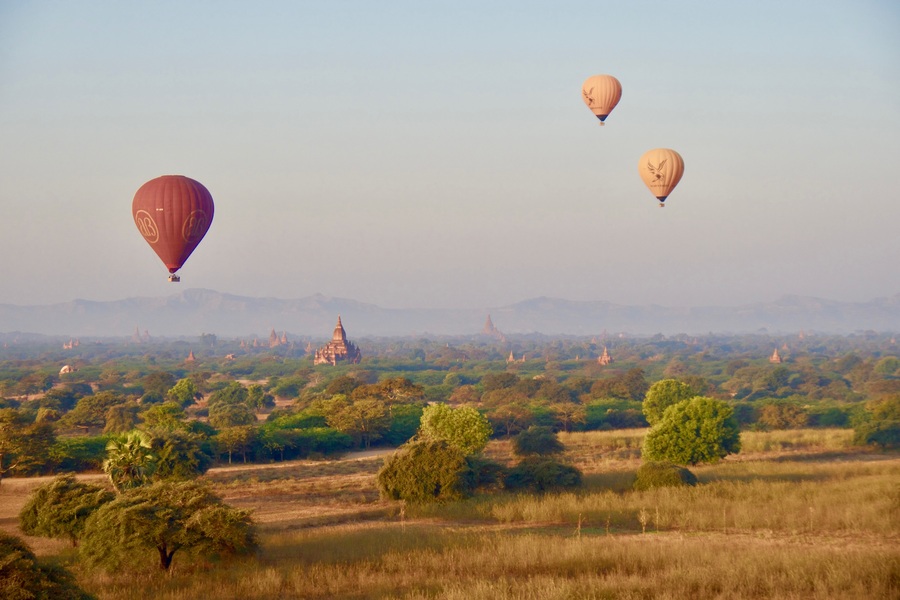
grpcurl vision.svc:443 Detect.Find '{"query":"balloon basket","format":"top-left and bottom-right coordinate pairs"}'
top-left (168, 274), bottom-right (181, 282)
top-left (658, 203), bottom-right (666, 208)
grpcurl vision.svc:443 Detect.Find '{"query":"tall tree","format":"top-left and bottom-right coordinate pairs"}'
top-left (0, 531), bottom-right (95, 600)
top-left (642, 397), bottom-right (741, 465)
top-left (80, 480), bottom-right (256, 571)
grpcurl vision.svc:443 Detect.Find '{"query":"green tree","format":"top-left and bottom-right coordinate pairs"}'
top-left (103, 431), bottom-right (156, 492)
top-left (418, 404), bottom-right (492, 455)
top-left (0, 409), bottom-right (55, 483)
top-left (511, 426), bottom-right (564, 457)
top-left (103, 401), bottom-right (140, 434)
top-left (376, 440), bottom-right (473, 504)
top-left (140, 401), bottom-right (187, 430)
top-left (642, 397), bottom-right (741, 466)
top-left (19, 475), bottom-right (114, 546)
top-left (325, 397), bottom-right (390, 449)
top-left (0, 531), bottom-right (95, 600)
top-left (247, 384), bottom-right (275, 410)
top-left (642, 379), bottom-right (695, 426)
top-left (148, 429), bottom-right (213, 481)
top-left (209, 401), bottom-right (256, 429)
top-left (80, 480), bottom-right (256, 571)
top-left (61, 392), bottom-right (126, 432)
top-left (503, 458), bottom-right (582, 492)
top-left (550, 402), bottom-right (587, 433)
top-left (215, 426), bottom-right (256, 464)
top-left (757, 402), bottom-right (808, 429)
top-left (167, 377), bottom-right (200, 407)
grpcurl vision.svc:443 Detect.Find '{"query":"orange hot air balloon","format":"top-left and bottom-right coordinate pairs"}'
top-left (581, 74), bottom-right (622, 126)
top-left (638, 148), bottom-right (684, 207)
top-left (132, 175), bottom-right (214, 281)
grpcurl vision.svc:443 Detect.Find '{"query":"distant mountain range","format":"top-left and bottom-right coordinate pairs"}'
top-left (1, 289), bottom-right (899, 338)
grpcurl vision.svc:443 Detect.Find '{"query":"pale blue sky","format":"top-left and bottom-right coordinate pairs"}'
top-left (1, 1), bottom-right (898, 310)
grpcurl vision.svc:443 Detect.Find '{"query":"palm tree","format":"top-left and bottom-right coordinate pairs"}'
top-left (103, 430), bottom-right (156, 493)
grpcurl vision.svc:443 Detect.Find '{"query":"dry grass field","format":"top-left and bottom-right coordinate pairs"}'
top-left (2, 429), bottom-right (898, 599)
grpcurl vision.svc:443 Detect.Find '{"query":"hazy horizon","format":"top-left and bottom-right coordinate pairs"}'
top-left (2, 1), bottom-right (898, 310)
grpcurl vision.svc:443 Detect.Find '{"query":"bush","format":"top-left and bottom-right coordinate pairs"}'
top-left (632, 461), bottom-right (698, 491)
top-left (503, 458), bottom-right (582, 492)
top-left (0, 531), bottom-right (95, 599)
top-left (377, 440), bottom-right (473, 504)
top-left (853, 421), bottom-right (900, 449)
top-left (511, 426), bottom-right (564, 457)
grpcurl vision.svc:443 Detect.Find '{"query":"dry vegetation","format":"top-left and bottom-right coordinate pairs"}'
top-left (3, 430), bottom-right (898, 599)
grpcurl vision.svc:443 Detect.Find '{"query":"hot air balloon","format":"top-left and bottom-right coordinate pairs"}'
top-left (638, 148), bottom-right (684, 207)
top-left (581, 75), bottom-right (622, 126)
top-left (132, 175), bottom-right (214, 282)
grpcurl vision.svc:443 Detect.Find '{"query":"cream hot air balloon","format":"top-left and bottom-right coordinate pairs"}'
top-left (638, 148), bottom-right (684, 207)
top-left (581, 75), bottom-right (622, 126)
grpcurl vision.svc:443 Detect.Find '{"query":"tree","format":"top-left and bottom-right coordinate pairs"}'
top-left (418, 404), bottom-right (492, 455)
top-left (209, 401), bottom-right (256, 429)
top-left (215, 426), bottom-right (256, 464)
top-left (167, 378), bottom-right (200, 407)
top-left (550, 402), bottom-right (586, 433)
top-left (503, 458), bottom-right (582, 492)
top-left (140, 401), bottom-right (187, 430)
top-left (80, 480), bottom-right (256, 571)
top-left (103, 430), bottom-right (156, 492)
top-left (376, 440), bottom-right (474, 504)
top-left (0, 409), bottom-right (55, 484)
top-left (642, 397), bottom-right (741, 466)
top-left (19, 475), bottom-right (114, 546)
top-left (325, 397), bottom-right (390, 449)
top-left (511, 426), bottom-right (564, 457)
top-left (148, 428), bottom-right (213, 481)
top-left (103, 401), bottom-right (140, 434)
top-left (757, 402), bottom-right (808, 429)
top-left (61, 391), bottom-right (126, 432)
top-left (642, 379), bottom-right (695, 426)
top-left (0, 531), bottom-right (95, 600)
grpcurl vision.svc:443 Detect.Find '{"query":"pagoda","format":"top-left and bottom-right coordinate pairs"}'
top-left (597, 346), bottom-right (613, 365)
top-left (314, 316), bottom-right (362, 366)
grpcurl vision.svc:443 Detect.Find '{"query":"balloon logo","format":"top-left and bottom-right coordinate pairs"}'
top-left (132, 175), bottom-right (214, 281)
top-left (638, 148), bottom-right (684, 207)
top-left (581, 75), bottom-right (622, 126)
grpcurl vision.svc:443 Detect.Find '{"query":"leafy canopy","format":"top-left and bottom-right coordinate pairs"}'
top-left (418, 404), bottom-right (492, 456)
top-left (642, 396), bottom-right (741, 465)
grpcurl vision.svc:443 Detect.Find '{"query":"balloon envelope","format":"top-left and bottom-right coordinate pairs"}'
top-left (132, 175), bottom-right (214, 275)
top-left (638, 148), bottom-right (684, 206)
top-left (581, 75), bottom-right (622, 124)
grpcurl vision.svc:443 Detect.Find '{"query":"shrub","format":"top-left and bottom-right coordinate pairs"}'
top-left (632, 461), bottom-right (698, 491)
top-left (503, 458), bottom-right (582, 492)
top-left (853, 421), bottom-right (900, 449)
top-left (511, 426), bottom-right (564, 457)
top-left (377, 440), bottom-right (474, 504)
top-left (0, 531), bottom-right (95, 599)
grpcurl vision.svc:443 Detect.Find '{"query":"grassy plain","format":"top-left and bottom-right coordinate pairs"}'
top-left (2, 429), bottom-right (898, 599)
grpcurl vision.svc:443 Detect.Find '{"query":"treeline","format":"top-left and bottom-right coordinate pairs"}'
top-left (1, 333), bottom-right (899, 479)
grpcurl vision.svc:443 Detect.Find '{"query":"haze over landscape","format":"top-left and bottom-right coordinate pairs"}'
top-left (1, 1), bottom-right (898, 325)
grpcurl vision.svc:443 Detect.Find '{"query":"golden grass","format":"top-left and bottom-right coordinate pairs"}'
top-left (4, 429), bottom-right (899, 599)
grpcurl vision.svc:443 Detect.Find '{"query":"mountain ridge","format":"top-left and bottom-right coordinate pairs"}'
top-left (1, 290), bottom-right (898, 338)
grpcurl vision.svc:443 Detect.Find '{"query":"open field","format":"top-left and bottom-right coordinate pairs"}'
top-left (2, 429), bottom-right (898, 599)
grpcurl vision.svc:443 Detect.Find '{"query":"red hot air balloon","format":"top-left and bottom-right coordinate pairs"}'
top-left (132, 175), bottom-right (214, 282)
